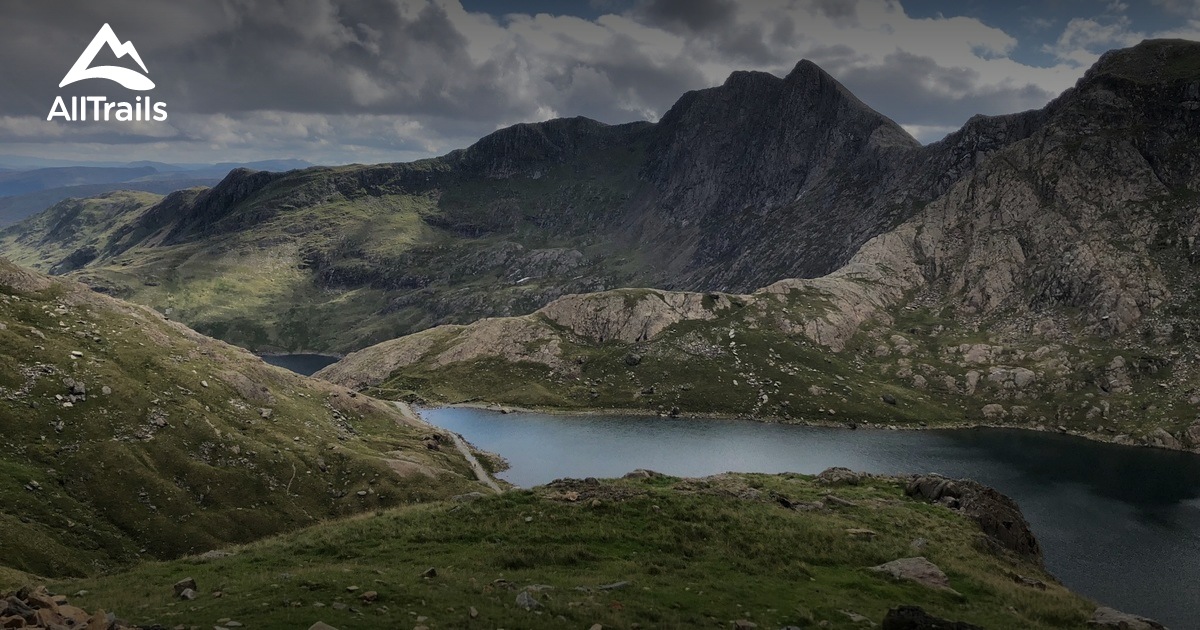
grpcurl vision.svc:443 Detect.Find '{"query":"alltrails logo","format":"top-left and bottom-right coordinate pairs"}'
top-left (47, 23), bottom-right (167, 122)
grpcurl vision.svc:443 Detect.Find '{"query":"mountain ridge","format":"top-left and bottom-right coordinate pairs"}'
top-left (2, 40), bottom-right (1195, 358)
top-left (316, 39), bottom-right (1200, 453)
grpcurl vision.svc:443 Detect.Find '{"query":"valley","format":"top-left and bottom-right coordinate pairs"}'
top-left (0, 34), bottom-right (1197, 630)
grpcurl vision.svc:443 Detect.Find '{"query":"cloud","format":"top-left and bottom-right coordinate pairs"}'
top-left (0, 0), bottom-right (1187, 163)
top-left (1046, 15), bottom-right (1142, 66)
top-left (1154, 0), bottom-right (1200, 17)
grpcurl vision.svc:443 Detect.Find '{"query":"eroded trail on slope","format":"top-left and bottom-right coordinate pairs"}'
top-left (394, 401), bottom-right (503, 494)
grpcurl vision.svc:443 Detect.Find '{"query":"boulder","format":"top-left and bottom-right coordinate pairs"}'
top-left (515, 591), bottom-right (541, 611)
top-left (1148, 428), bottom-right (1181, 450)
top-left (882, 606), bottom-right (983, 629)
top-left (869, 557), bottom-right (954, 591)
top-left (981, 403), bottom-right (1006, 420)
top-left (1186, 422), bottom-right (1200, 448)
top-left (623, 469), bottom-right (662, 479)
top-left (1087, 606), bottom-right (1167, 629)
top-left (172, 578), bottom-right (197, 597)
top-left (816, 467), bottom-right (867, 486)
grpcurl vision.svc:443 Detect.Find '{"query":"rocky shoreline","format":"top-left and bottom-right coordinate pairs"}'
top-left (431, 401), bottom-right (1200, 455)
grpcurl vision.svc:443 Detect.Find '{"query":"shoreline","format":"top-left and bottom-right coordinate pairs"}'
top-left (426, 400), bottom-right (1200, 455)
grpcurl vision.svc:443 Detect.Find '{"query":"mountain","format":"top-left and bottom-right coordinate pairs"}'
top-left (0, 160), bottom-right (315, 227)
top-left (0, 60), bottom-right (1031, 354)
top-left (318, 39), bottom-right (1200, 450)
top-left (0, 257), bottom-right (487, 579)
top-left (0, 166), bottom-right (159, 197)
top-left (0, 178), bottom-right (222, 227)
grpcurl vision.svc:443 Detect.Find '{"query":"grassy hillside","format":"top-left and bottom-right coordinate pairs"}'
top-left (0, 258), bottom-right (486, 579)
top-left (36, 473), bottom-right (1092, 629)
top-left (0, 134), bottom-right (653, 354)
top-left (321, 276), bottom-right (1199, 451)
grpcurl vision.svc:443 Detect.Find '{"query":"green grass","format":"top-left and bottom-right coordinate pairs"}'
top-left (0, 258), bottom-right (486, 578)
top-left (45, 474), bottom-right (1092, 629)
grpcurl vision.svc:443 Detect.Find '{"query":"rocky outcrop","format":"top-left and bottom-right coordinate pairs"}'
top-left (1, 585), bottom-right (134, 629)
top-left (540, 290), bottom-right (732, 344)
top-left (1088, 606), bottom-right (1168, 629)
top-left (906, 474), bottom-right (1043, 564)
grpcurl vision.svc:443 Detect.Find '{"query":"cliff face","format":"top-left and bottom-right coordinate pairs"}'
top-left (320, 40), bottom-right (1200, 451)
top-left (632, 61), bottom-right (922, 288)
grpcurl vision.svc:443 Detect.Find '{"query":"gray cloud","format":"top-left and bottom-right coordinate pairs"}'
top-left (636, 0), bottom-right (737, 32)
top-left (835, 51), bottom-right (1056, 136)
top-left (0, 0), bottom-right (1150, 163)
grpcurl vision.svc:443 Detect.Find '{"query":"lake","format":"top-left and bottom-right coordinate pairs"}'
top-left (260, 353), bottom-right (340, 376)
top-left (422, 406), bottom-right (1200, 628)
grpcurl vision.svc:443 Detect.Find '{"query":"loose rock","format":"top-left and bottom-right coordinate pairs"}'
top-left (870, 557), bottom-right (955, 592)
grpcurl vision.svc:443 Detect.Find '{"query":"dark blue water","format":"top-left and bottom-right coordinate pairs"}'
top-left (422, 406), bottom-right (1200, 627)
top-left (260, 353), bottom-right (340, 376)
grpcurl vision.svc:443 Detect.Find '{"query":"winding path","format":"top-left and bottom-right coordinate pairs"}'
top-left (394, 402), bottom-right (503, 494)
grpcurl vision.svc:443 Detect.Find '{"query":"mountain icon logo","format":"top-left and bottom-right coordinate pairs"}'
top-left (59, 23), bottom-right (155, 91)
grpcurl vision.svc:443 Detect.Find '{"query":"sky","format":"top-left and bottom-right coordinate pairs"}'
top-left (0, 0), bottom-right (1197, 167)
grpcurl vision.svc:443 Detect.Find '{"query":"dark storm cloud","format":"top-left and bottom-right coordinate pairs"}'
top-left (636, 0), bottom-right (737, 32)
top-left (0, 0), bottom-right (532, 122)
top-left (0, 0), bottom-right (1135, 162)
top-left (811, 0), bottom-right (859, 25)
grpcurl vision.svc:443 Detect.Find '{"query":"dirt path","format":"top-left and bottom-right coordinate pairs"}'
top-left (394, 402), bottom-right (503, 494)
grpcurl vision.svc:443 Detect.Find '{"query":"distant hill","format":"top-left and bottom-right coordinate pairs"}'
top-left (0, 166), bottom-right (158, 197)
top-left (0, 178), bottom-right (221, 226)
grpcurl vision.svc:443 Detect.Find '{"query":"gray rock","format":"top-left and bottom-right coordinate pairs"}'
top-left (905, 474), bottom-right (1042, 563)
top-left (816, 467), bottom-right (866, 486)
top-left (515, 590), bottom-right (540, 610)
top-left (1087, 606), bottom-right (1167, 629)
top-left (869, 557), bottom-right (954, 592)
top-left (308, 623), bottom-right (340, 630)
top-left (173, 577), bottom-right (197, 597)
top-left (1148, 428), bottom-right (1181, 450)
top-left (623, 469), bottom-right (662, 479)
